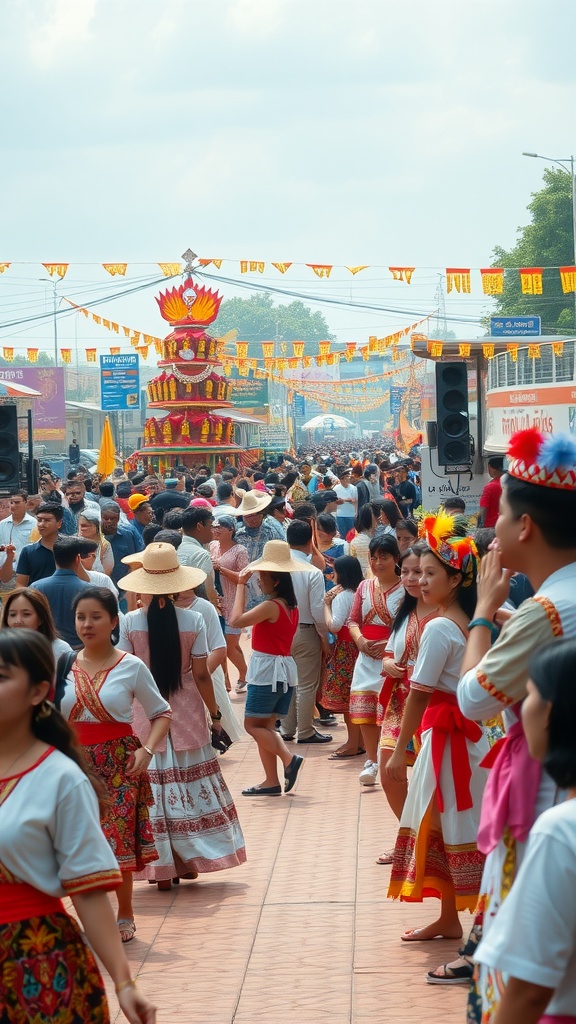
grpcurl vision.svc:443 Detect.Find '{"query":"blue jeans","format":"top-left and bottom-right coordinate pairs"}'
top-left (336, 517), bottom-right (354, 540)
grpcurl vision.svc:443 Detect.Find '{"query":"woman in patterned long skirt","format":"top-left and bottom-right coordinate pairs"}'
top-left (0, 628), bottom-right (156, 1024)
top-left (322, 555), bottom-right (364, 759)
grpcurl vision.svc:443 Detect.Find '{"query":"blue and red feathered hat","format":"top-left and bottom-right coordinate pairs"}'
top-left (507, 428), bottom-right (576, 490)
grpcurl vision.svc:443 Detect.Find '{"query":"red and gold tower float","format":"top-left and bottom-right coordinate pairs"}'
top-left (139, 274), bottom-right (240, 471)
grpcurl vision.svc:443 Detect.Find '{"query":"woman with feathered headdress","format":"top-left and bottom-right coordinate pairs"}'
top-left (386, 511), bottom-right (490, 941)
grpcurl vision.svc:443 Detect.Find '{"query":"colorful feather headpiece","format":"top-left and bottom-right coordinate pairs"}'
top-left (507, 429), bottom-right (576, 490)
top-left (420, 510), bottom-right (478, 587)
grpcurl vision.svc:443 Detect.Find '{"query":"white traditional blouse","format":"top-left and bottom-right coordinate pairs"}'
top-left (60, 650), bottom-right (171, 723)
top-left (0, 747), bottom-right (121, 897)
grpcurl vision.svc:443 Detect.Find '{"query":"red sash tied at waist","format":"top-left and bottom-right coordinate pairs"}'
top-left (361, 624), bottom-right (390, 641)
top-left (421, 691), bottom-right (483, 813)
top-left (73, 721), bottom-right (133, 745)
top-left (0, 882), bottom-right (65, 926)
top-left (378, 669), bottom-right (408, 713)
top-left (337, 624), bottom-right (353, 643)
top-left (477, 707), bottom-right (542, 856)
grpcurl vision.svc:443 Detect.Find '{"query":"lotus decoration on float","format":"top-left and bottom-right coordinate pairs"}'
top-left (155, 279), bottom-right (223, 326)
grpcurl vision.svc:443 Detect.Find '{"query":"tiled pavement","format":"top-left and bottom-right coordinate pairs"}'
top-left (102, 660), bottom-right (471, 1023)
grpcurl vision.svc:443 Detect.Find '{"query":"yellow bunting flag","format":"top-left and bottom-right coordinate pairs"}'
top-left (528, 344), bottom-right (541, 359)
top-left (154, 339), bottom-right (164, 355)
top-left (212, 260), bottom-right (223, 269)
top-left (102, 263), bottom-right (127, 276)
top-left (0, 264), bottom-right (10, 273)
top-left (293, 341), bottom-right (305, 358)
top-left (27, 348), bottom-right (39, 362)
top-left (389, 267), bottom-right (415, 284)
top-left (86, 349), bottom-right (97, 362)
top-left (480, 268), bottom-right (504, 295)
top-left (552, 342), bottom-right (564, 357)
top-left (272, 263), bottom-right (292, 274)
top-left (131, 333), bottom-right (140, 347)
top-left (507, 344), bottom-right (518, 362)
top-left (430, 342), bottom-right (443, 357)
top-left (262, 342), bottom-right (274, 359)
top-left (109, 347), bottom-right (121, 355)
top-left (446, 268), bottom-right (471, 294)
top-left (42, 263), bottom-right (68, 278)
top-left (360, 346), bottom-right (369, 361)
top-left (459, 343), bottom-right (471, 357)
top-left (318, 341), bottom-right (331, 356)
top-left (236, 342), bottom-right (249, 360)
top-left (280, 342), bottom-right (287, 354)
top-left (288, 358), bottom-right (298, 369)
top-left (137, 346), bottom-right (149, 359)
top-left (240, 261), bottom-right (248, 274)
top-left (482, 344), bottom-right (495, 359)
top-left (392, 349), bottom-right (404, 361)
top-left (307, 264), bottom-right (333, 278)
top-left (102, 319), bottom-right (110, 330)
top-left (250, 261), bottom-right (265, 273)
top-left (368, 336), bottom-right (378, 353)
top-left (110, 322), bottom-right (119, 333)
top-left (302, 356), bottom-right (312, 368)
top-left (346, 266), bottom-right (369, 275)
top-left (3, 347), bottom-right (14, 361)
top-left (60, 349), bottom-right (72, 364)
top-left (158, 263), bottom-right (182, 277)
top-left (560, 267), bottom-right (576, 294)
top-left (344, 342), bottom-right (356, 362)
top-left (520, 268), bottom-right (543, 294)
top-left (93, 315), bottom-right (101, 325)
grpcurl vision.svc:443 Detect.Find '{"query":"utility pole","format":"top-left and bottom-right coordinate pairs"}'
top-left (434, 274), bottom-right (448, 340)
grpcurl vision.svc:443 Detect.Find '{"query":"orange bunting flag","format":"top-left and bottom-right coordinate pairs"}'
top-left (293, 341), bottom-right (305, 358)
top-left (102, 263), bottom-right (127, 276)
top-left (102, 319), bottom-right (110, 330)
top-left (392, 349), bottom-right (404, 361)
top-left (79, 307), bottom-right (89, 318)
top-left (446, 268), bottom-right (471, 294)
top-left (136, 346), bottom-right (149, 359)
top-left (480, 268), bottom-right (504, 295)
top-left (430, 342), bottom-right (443, 357)
top-left (236, 342), bottom-right (249, 360)
top-left (42, 263), bottom-right (68, 279)
top-left (154, 339), bottom-right (164, 355)
top-left (262, 342), bottom-right (274, 359)
top-left (131, 334), bottom-right (140, 347)
top-left (60, 349), bottom-right (72, 364)
top-left (307, 264), bottom-right (333, 278)
top-left (240, 261), bottom-right (249, 274)
top-left (318, 341), bottom-right (331, 356)
top-left (93, 315), bottom-right (101, 325)
top-left (560, 267), bottom-right (576, 293)
top-left (86, 349), bottom-right (97, 362)
top-left (198, 258), bottom-right (223, 269)
top-left (288, 358), bottom-right (298, 369)
top-left (302, 356), bottom-right (312, 368)
top-left (360, 346), bottom-right (369, 361)
top-left (0, 264), bottom-right (10, 273)
top-left (368, 336), bottom-right (378, 353)
top-left (528, 344), bottom-right (541, 359)
top-left (272, 263), bottom-right (292, 274)
top-left (520, 268), bottom-right (543, 294)
top-left (389, 267), bottom-right (415, 284)
top-left (507, 344), bottom-right (518, 362)
top-left (552, 342), bottom-right (564, 357)
top-left (3, 347), bottom-right (14, 361)
top-left (482, 343), bottom-right (495, 359)
top-left (109, 347), bottom-right (121, 355)
top-left (344, 342), bottom-right (356, 362)
top-left (158, 263), bottom-right (182, 277)
top-left (458, 343), bottom-right (471, 357)
top-left (27, 348), bottom-right (39, 363)
top-left (346, 266), bottom-right (369, 275)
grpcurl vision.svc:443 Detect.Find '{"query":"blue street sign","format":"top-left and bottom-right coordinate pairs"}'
top-left (100, 354), bottom-right (140, 411)
top-left (490, 316), bottom-right (541, 337)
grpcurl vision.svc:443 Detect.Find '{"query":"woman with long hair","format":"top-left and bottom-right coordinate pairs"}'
top-left (322, 555), bottom-right (365, 759)
top-left (209, 515), bottom-right (250, 693)
top-left (474, 639), bottom-right (576, 1022)
top-left (375, 543), bottom-right (438, 863)
top-left (1, 586), bottom-right (72, 662)
top-left (349, 504), bottom-right (377, 579)
top-left (78, 506), bottom-right (114, 576)
top-left (348, 535), bottom-right (404, 787)
top-left (0, 629), bottom-right (156, 1024)
top-left (230, 539), bottom-right (310, 796)
top-left (59, 586), bottom-right (172, 943)
top-left (118, 544), bottom-right (246, 889)
top-left (395, 518), bottom-right (418, 555)
top-left (374, 498), bottom-right (401, 536)
top-left (315, 512), bottom-right (348, 588)
top-left (386, 513), bottom-right (489, 942)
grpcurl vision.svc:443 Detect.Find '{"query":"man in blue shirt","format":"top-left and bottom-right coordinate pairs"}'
top-left (101, 501), bottom-right (144, 588)
top-left (30, 537), bottom-right (93, 648)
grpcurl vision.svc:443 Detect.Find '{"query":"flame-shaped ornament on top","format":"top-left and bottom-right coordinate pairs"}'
top-left (156, 279), bottom-right (223, 326)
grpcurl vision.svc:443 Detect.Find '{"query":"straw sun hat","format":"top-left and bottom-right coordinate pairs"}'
top-left (117, 542), bottom-right (207, 594)
top-left (246, 540), bottom-right (312, 574)
top-left (230, 490), bottom-right (272, 517)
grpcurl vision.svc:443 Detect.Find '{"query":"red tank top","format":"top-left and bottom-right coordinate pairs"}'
top-left (252, 600), bottom-right (299, 656)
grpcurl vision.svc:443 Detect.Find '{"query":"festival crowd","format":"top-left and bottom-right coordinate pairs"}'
top-left (1, 432), bottom-right (576, 1024)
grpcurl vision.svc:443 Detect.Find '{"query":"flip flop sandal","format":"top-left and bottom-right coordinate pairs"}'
top-left (401, 928), bottom-right (463, 942)
top-left (375, 851), bottom-right (395, 865)
top-left (241, 785), bottom-right (282, 796)
top-left (117, 918), bottom-right (136, 943)
top-left (425, 960), bottom-right (474, 985)
top-left (328, 750), bottom-right (360, 760)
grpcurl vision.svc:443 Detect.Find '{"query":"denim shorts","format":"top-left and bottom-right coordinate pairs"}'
top-left (245, 684), bottom-right (294, 719)
top-left (225, 623), bottom-right (242, 636)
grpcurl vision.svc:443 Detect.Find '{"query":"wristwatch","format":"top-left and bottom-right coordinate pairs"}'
top-left (211, 709), bottom-right (222, 721)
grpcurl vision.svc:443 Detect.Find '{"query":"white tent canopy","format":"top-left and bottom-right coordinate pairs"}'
top-left (302, 413), bottom-right (356, 430)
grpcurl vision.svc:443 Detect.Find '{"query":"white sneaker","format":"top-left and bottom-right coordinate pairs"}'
top-left (359, 760), bottom-right (378, 786)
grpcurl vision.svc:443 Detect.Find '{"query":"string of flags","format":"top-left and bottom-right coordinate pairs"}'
top-left (0, 262), bottom-right (575, 294)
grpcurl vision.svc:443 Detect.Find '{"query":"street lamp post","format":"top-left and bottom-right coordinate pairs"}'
top-left (39, 277), bottom-right (61, 365)
top-left (522, 151), bottom-right (576, 325)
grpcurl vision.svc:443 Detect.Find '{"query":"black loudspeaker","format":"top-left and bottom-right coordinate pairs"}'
top-left (426, 421), bottom-right (437, 448)
top-left (435, 362), bottom-right (471, 465)
top-left (0, 405), bottom-right (20, 488)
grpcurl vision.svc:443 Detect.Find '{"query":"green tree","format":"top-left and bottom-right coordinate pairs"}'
top-left (212, 292), bottom-right (334, 348)
top-left (491, 168), bottom-right (574, 332)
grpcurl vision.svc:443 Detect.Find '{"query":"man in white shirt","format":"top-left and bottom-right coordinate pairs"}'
top-left (334, 467), bottom-right (358, 539)
top-left (279, 520), bottom-right (332, 744)
top-left (0, 490), bottom-right (37, 591)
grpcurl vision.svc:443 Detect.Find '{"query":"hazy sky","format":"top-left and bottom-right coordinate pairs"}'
top-left (1, 0), bottom-right (574, 356)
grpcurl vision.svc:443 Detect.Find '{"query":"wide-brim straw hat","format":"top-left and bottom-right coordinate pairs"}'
top-left (246, 540), bottom-right (312, 574)
top-left (117, 542), bottom-right (207, 594)
top-left (229, 490), bottom-right (272, 517)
